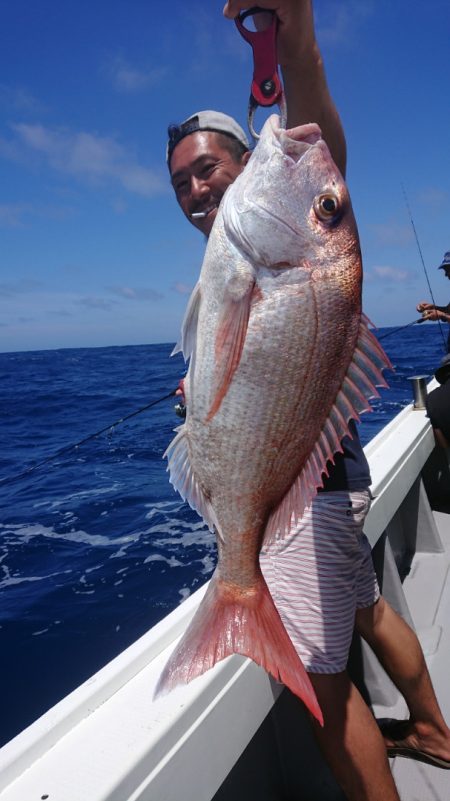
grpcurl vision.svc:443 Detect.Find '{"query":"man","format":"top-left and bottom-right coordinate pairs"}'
top-left (417, 251), bottom-right (450, 352)
top-left (426, 354), bottom-right (450, 449)
top-left (167, 2), bottom-right (450, 799)
top-left (417, 251), bottom-right (450, 446)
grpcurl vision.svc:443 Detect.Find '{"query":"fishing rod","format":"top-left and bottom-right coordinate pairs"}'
top-left (0, 389), bottom-right (177, 488)
top-left (377, 317), bottom-right (425, 342)
top-left (402, 183), bottom-right (447, 353)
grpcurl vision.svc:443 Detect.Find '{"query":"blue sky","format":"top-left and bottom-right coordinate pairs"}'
top-left (1, 0), bottom-right (449, 352)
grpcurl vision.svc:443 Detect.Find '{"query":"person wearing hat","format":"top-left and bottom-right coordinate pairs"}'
top-left (417, 252), bottom-right (450, 352)
top-left (166, 2), bottom-right (450, 798)
top-left (426, 353), bottom-right (450, 448)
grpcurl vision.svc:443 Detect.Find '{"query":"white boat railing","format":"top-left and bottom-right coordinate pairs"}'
top-left (1, 380), bottom-right (448, 801)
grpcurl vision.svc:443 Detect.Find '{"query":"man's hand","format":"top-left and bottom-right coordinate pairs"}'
top-left (417, 302), bottom-right (450, 322)
top-left (223, 0), bottom-right (347, 176)
top-left (417, 301), bottom-right (434, 313)
top-left (223, 0), bottom-right (315, 68)
top-left (422, 309), bottom-right (450, 322)
top-left (176, 378), bottom-right (186, 405)
top-left (174, 378), bottom-right (187, 419)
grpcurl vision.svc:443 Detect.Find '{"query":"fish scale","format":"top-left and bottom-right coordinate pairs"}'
top-left (155, 116), bottom-right (391, 725)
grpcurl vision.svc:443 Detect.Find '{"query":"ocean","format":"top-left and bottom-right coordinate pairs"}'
top-left (0, 324), bottom-right (445, 747)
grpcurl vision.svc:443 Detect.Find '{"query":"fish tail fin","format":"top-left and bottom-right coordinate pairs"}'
top-left (154, 571), bottom-right (323, 725)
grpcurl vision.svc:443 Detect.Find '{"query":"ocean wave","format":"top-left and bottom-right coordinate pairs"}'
top-left (0, 571), bottom-right (72, 590)
top-left (0, 522), bottom-right (137, 548)
top-left (32, 483), bottom-right (122, 510)
top-left (143, 554), bottom-right (184, 567)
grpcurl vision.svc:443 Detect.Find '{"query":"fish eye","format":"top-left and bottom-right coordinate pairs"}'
top-left (314, 193), bottom-right (340, 221)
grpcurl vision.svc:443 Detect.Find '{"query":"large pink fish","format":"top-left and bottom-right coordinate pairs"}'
top-left (155, 116), bottom-right (390, 724)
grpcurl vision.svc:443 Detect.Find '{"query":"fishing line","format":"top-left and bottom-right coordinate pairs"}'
top-left (0, 389), bottom-right (177, 488)
top-left (401, 183), bottom-right (447, 352)
top-left (377, 317), bottom-right (424, 342)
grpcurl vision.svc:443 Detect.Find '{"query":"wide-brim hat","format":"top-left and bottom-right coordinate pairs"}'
top-left (435, 353), bottom-right (450, 384)
top-left (438, 251), bottom-right (450, 270)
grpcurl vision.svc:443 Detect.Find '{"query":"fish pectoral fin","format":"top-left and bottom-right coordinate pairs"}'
top-left (207, 277), bottom-right (258, 421)
top-left (265, 315), bottom-right (392, 542)
top-left (153, 571), bottom-right (323, 725)
top-left (164, 424), bottom-right (216, 531)
top-left (173, 281), bottom-right (202, 360)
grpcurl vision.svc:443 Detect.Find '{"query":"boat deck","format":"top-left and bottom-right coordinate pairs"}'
top-left (389, 509), bottom-right (450, 799)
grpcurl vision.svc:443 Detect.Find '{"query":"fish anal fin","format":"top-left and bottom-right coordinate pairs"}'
top-left (206, 280), bottom-right (256, 421)
top-left (264, 315), bottom-right (391, 543)
top-left (264, 439), bottom-right (328, 544)
top-left (154, 571), bottom-right (323, 725)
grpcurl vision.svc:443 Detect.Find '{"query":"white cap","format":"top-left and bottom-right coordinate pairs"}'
top-left (167, 110), bottom-right (249, 165)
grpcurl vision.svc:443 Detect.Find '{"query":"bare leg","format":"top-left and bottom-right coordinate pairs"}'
top-left (309, 671), bottom-right (400, 801)
top-left (355, 597), bottom-right (450, 761)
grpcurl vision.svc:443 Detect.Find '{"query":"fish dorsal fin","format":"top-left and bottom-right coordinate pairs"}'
top-left (164, 424), bottom-right (217, 531)
top-left (264, 316), bottom-right (392, 543)
top-left (172, 282), bottom-right (202, 360)
top-left (207, 267), bottom-right (257, 421)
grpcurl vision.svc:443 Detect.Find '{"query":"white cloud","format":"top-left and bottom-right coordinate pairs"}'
top-left (0, 204), bottom-right (28, 228)
top-left (110, 198), bottom-right (128, 214)
top-left (176, 5), bottom-right (219, 75)
top-left (7, 123), bottom-right (166, 197)
top-left (48, 310), bottom-right (73, 318)
top-left (0, 285), bottom-right (151, 331)
top-left (369, 265), bottom-right (409, 283)
top-left (369, 221), bottom-right (413, 247)
top-left (0, 84), bottom-right (46, 114)
top-left (75, 296), bottom-right (116, 311)
top-left (107, 286), bottom-right (163, 301)
top-left (172, 282), bottom-right (193, 295)
top-left (0, 135), bottom-right (25, 163)
top-left (0, 279), bottom-right (43, 296)
top-left (316, 1), bottom-right (374, 47)
top-left (0, 202), bottom-right (75, 228)
top-left (104, 55), bottom-right (167, 93)
top-left (417, 187), bottom-right (449, 207)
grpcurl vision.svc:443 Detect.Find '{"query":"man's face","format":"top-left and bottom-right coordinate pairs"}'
top-left (170, 131), bottom-right (250, 237)
top-left (444, 268), bottom-right (450, 281)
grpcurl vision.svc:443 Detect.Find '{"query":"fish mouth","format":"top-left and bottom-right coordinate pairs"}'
top-left (272, 116), bottom-right (323, 162)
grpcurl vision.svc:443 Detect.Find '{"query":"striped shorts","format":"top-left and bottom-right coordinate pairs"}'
top-left (259, 489), bottom-right (379, 674)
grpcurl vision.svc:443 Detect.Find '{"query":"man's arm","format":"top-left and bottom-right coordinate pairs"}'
top-left (223, 0), bottom-right (347, 176)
